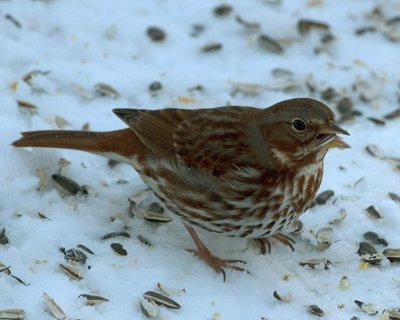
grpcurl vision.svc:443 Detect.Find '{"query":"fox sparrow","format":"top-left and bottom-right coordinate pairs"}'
top-left (13, 98), bottom-right (349, 280)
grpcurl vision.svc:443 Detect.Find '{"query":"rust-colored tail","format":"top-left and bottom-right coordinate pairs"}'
top-left (12, 128), bottom-right (141, 163)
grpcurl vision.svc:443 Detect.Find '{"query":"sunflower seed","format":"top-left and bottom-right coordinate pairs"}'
top-left (230, 81), bottom-right (266, 96)
top-left (143, 211), bottom-right (173, 223)
top-left (314, 190), bottom-right (334, 205)
top-left (157, 282), bottom-right (186, 297)
top-left (0, 228), bottom-right (8, 245)
top-left (299, 258), bottom-right (331, 270)
top-left (298, 19), bottom-right (329, 35)
top-left (321, 87), bottom-right (337, 101)
top-left (354, 300), bottom-right (378, 316)
top-left (94, 82), bottom-right (120, 98)
top-left (382, 308), bottom-right (400, 320)
top-left (36, 169), bottom-right (49, 191)
top-left (336, 97), bottom-right (353, 114)
top-left (43, 292), bottom-right (66, 320)
top-left (383, 248), bottom-right (400, 262)
top-left (235, 15), bottom-right (260, 32)
top-left (355, 26), bottom-right (376, 35)
top-left (361, 253), bottom-right (385, 265)
top-left (22, 69), bottom-right (50, 86)
top-left (365, 205), bottom-right (382, 219)
top-left (78, 294), bottom-right (109, 306)
top-left (5, 14), bottom-right (22, 28)
top-left (137, 235), bottom-right (152, 247)
top-left (367, 117), bottom-right (385, 126)
top-left (0, 309), bottom-right (26, 319)
top-left (0, 262), bottom-right (11, 275)
top-left (290, 219), bottom-right (304, 234)
top-left (51, 174), bottom-right (82, 196)
top-left (338, 275), bottom-right (350, 290)
top-left (143, 291), bottom-right (181, 309)
top-left (59, 263), bottom-right (82, 280)
top-left (128, 189), bottom-right (150, 210)
top-left (357, 242), bottom-right (377, 255)
top-left (213, 4), bottom-right (233, 17)
top-left (140, 299), bottom-right (159, 318)
top-left (77, 244), bottom-right (95, 254)
top-left (307, 304), bottom-right (324, 317)
top-left (363, 231), bottom-right (388, 246)
top-left (149, 81), bottom-right (162, 92)
top-left (329, 209), bottom-right (347, 224)
top-left (200, 42), bottom-right (223, 52)
top-left (365, 144), bottom-right (382, 158)
top-left (100, 231), bottom-right (130, 240)
top-left (316, 227), bottom-right (333, 243)
top-left (147, 26), bottom-right (166, 42)
top-left (258, 34), bottom-right (284, 53)
top-left (16, 100), bottom-right (38, 115)
top-left (273, 290), bottom-right (291, 302)
top-left (190, 24), bottom-right (204, 37)
top-left (110, 243), bottom-right (127, 256)
top-left (384, 109), bottom-right (400, 120)
top-left (81, 122), bottom-right (90, 131)
top-left (55, 116), bottom-right (71, 129)
top-left (60, 247), bottom-right (87, 264)
top-left (389, 192), bottom-right (400, 207)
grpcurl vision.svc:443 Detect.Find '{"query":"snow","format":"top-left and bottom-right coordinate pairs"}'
top-left (1, 0), bottom-right (400, 319)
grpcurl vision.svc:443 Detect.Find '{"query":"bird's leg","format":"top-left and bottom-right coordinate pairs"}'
top-left (184, 225), bottom-right (249, 281)
top-left (256, 233), bottom-right (296, 255)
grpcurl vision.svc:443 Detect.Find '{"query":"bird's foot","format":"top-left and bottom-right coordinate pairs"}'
top-left (256, 233), bottom-right (296, 255)
top-left (185, 225), bottom-right (249, 281)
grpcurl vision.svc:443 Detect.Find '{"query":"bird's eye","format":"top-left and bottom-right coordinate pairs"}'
top-left (292, 118), bottom-right (306, 132)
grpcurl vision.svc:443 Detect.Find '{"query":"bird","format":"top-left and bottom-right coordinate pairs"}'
top-left (12, 98), bottom-right (349, 280)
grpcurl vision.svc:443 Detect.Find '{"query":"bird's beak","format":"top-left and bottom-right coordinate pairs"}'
top-left (316, 121), bottom-right (350, 149)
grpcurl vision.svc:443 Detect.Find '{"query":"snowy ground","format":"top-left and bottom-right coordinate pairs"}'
top-left (1, 1), bottom-right (400, 319)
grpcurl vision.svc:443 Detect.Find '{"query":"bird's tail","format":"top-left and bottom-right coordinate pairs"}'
top-left (12, 128), bottom-right (139, 163)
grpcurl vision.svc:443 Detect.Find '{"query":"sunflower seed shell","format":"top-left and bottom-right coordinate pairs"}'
top-left (0, 309), bottom-right (26, 320)
top-left (143, 291), bottom-right (181, 309)
top-left (43, 292), bottom-right (66, 320)
top-left (59, 263), bottom-right (82, 280)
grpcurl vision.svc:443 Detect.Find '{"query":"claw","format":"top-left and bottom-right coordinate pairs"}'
top-left (256, 233), bottom-right (296, 255)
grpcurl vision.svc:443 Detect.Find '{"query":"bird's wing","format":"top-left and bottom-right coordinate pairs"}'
top-left (113, 107), bottom-right (260, 174)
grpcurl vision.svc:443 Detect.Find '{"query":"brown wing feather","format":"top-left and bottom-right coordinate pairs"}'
top-left (114, 107), bottom-right (261, 175)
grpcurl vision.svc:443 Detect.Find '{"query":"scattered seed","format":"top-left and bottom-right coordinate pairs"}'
top-left (190, 24), bottom-right (204, 37)
top-left (144, 211), bottom-right (173, 223)
top-left (72, 84), bottom-right (94, 100)
top-left (137, 235), bottom-right (153, 247)
top-left (149, 81), bottom-right (162, 92)
top-left (36, 169), bottom-right (49, 191)
top-left (314, 190), bottom-right (334, 205)
top-left (77, 244), bottom-right (95, 255)
top-left (128, 189), bottom-right (150, 211)
top-left (200, 42), bottom-right (223, 52)
top-left (299, 258), bottom-right (331, 270)
top-left (140, 299), bottom-right (159, 318)
top-left (235, 15), bottom-right (260, 32)
top-left (143, 291), bottom-right (181, 309)
top-left (22, 69), bottom-right (50, 86)
top-left (354, 300), bottom-right (378, 316)
top-left (384, 108), bottom-right (400, 120)
top-left (315, 227), bottom-right (333, 251)
top-left (298, 19), bottom-right (329, 35)
top-left (43, 292), bottom-right (66, 320)
top-left (0, 263), bottom-right (11, 275)
top-left (361, 253), bottom-right (385, 265)
top-left (81, 122), bottom-right (90, 131)
top-left (321, 87), bottom-right (337, 101)
top-left (213, 4), bottom-right (233, 17)
top-left (230, 81), bottom-right (266, 96)
top-left (336, 97), bottom-right (353, 114)
top-left (363, 231), bottom-right (388, 246)
top-left (365, 144), bottom-right (382, 158)
top-left (339, 275), bottom-right (350, 290)
top-left (273, 290), bottom-right (291, 302)
top-left (108, 159), bottom-right (121, 168)
top-left (110, 243), bottom-right (127, 256)
top-left (54, 115), bottom-right (71, 129)
top-left (0, 309), bottom-right (26, 320)
top-left (350, 317), bottom-right (360, 320)
top-left (147, 26), bottom-right (166, 42)
top-left (271, 68), bottom-right (294, 78)
top-left (308, 304), bottom-right (324, 317)
top-left (60, 247), bottom-right (87, 264)
top-left (329, 209), bottom-right (347, 224)
top-left (365, 205), bottom-right (382, 219)
top-left (16, 100), bottom-right (38, 115)
top-left (355, 26), bottom-right (376, 35)
top-left (382, 308), bottom-right (400, 320)
top-left (357, 242), bottom-right (377, 256)
top-left (0, 228), bottom-right (8, 245)
top-left (59, 263), bottom-right (82, 280)
top-left (94, 82), bottom-right (120, 98)
top-left (290, 219), bottom-right (304, 234)
top-left (188, 84), bottom-right (203, 92)
top-left (367, 117), bottom-right (385, 126)
top-left (52, 174), bottom-right (82, 196)
top-left (383, 248), bottom-right (400, 262)
top-left (157, 282), bottom-right (186, 297)
top-left (389, 192), bottom-right (400, 207)
top-left (78, 294), bottom-right (109, 306)
top-left (100, 231), bottom-right (131, 240)
top-left (5, 14), bottom-right (22, 28)
top-left (258, 34), bottom-right (284, 53)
